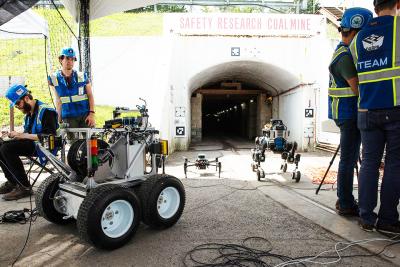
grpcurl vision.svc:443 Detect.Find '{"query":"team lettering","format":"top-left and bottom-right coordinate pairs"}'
top-left (357, 57), bottom-right (388, 70)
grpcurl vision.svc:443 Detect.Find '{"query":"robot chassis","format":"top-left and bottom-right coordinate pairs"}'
top-left (35, 102), bottom-right (185, 250)
top-left (183, 154), bottom-right (222, 178)
top-left (251, 119), bottom-right (301, 182)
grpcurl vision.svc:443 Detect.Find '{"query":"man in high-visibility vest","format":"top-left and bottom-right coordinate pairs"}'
top-left (328, 7), bottom-right (372, 216)
top-left (48, 47), bottom-right (95, 129)
top-left (350, 0), bottom-right (400, 235)
top-left (0, 85), bottom-right (58, 200)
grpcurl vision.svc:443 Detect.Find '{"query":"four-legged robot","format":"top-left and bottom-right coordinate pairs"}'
top-left (251, 119), bottom-right (301, 182)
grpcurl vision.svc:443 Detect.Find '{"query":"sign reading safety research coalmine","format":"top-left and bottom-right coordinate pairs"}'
top-left (164, 13), bottom-right (325, 37)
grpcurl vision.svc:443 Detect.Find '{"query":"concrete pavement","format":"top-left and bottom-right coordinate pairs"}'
top-left (0, 137), bottom-right (397, 266)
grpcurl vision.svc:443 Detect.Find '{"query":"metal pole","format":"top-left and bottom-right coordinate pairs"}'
top-left (78, 0), bottom-right (91, 79)
top-left (312, 0), bottom-right (315, 13)
top-left (316, 145), bottom-right (340, 195)
top-left (8, 76), bottom-right (14, 131)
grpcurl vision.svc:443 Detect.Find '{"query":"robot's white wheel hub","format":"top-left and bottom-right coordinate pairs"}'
top-left (157, 187), bottom-right (180, 219)
top-left (101, 200), bottom-right (134, 238)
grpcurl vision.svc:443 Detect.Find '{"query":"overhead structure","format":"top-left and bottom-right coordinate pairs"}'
top-left (0, 9), bottom-right (48, 38)
top-left (158, 0), bottom-right (297, 13)
top-left (318, 6), bottom-right (343, 27)
top-left (0, 0), bottom-right (39, 26)
top-left (60, 0), bottom-right (162, 21)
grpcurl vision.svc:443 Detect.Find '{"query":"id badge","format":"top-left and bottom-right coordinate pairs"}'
top-left (79, 86), bottom-right (84, 95)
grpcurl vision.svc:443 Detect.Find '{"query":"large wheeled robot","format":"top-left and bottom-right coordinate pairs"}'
top-left (251, 119), bottom-right (301, 182)
top-left (35, 101), bottom-right (185, 250)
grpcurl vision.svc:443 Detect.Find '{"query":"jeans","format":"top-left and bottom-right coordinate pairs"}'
top-left (334, 119), bottom-right (361, 209)
top-left (358, 109), bottom-right (400, 225)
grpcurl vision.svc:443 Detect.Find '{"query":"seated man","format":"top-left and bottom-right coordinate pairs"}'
top-left (0, 84), bottom-right (58, 200)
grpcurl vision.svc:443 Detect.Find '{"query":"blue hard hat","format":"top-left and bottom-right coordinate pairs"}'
top-left (340, 7), bottom-right (373, 31)
top-left (5, 84), bottom-right (28, 108)
top-left (60, 47), bottom-right (76, 58)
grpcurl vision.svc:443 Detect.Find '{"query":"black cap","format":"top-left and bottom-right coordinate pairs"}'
top-left (374, 0), bottom-right (392, 6)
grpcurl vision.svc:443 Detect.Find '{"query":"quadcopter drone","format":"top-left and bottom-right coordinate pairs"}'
top-left (251, 119), bottom-right (301, 182)
top-left (184, 154), bottom-right (222, 178)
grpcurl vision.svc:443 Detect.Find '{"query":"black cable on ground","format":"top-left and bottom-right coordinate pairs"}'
top-left (183, 236), bottom-right (400, 267)
top-left (0, 206), bottom-right (38, 224)
top-left (183, 237), bottom-right (305, 267)
top-left (0, 159), bottom-right (38, 266)
top-left (11, 193), bottom-right (36, 266)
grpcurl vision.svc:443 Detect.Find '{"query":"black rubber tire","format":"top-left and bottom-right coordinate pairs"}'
top-left (67, 139), bottom-right (110, 181)
top-left (257, 170), bottom-right (261, 181)
top-left (35, 173), bottom-right (73, 225)
top-left (260, 170), bottom-right (265, 179)
top-left (282, 163), bottom-right (288, 173)
top-left (77, 184), bottom-right (141, 250)
top-left (296, 171), bottom-right (301, 183)
top-left (138, 174), bottom-right (185, 228)
top-left (67, 139), bottom-right (85, 176)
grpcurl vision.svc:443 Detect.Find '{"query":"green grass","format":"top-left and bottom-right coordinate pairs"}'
top-left (94, 105), bottom-right (115, 127)
top-left (34, 9), bottom-right (164, 37)
top-left (0, 38), bottom-right (48, 126)
top-left (90, 13), bottom-right (164, 36)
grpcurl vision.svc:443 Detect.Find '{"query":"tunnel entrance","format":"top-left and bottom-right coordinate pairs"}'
top-left (188, 60), bottom-right (301, 145)
top-left (191, 81), bottom-right (272, 142)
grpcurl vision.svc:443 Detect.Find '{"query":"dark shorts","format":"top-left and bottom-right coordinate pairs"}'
top-left (63, 115), bottom-right (89, 141)
top-left (64, 115), bottom-right (89, 128)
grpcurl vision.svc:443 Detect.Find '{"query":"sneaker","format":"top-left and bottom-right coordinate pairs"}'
top-left (335, 200), bottom-right (359, 217)
top-left (0, 181), bottom-right (16, 194)
top-left (358, 220), bottom-right (374, 232)
top-left (376, 222), bottom-right (400, 236)
top-left (2, 185), bottom-right (32, 201)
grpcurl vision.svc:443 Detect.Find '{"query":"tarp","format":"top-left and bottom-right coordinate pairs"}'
top-left (61, 0), bottom-right (161, 22)
top-left (0, 0), bottom-right (39, 26)
top-left (1, 0), bottom-right (161, 26)
top-left (0, 9), bottom-right (49, 39)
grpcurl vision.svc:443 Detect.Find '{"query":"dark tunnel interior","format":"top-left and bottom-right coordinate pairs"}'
top-left (201, 94), bottom-right (258, 139)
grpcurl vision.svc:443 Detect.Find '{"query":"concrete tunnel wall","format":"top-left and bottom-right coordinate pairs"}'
top-left (90, 27), bottom-right (332, 152)
top-left (168, 35), bottom-right (328, 151)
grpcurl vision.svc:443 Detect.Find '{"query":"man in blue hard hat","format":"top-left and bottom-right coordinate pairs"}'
top-left (349, 0), bottom-right (400, 235)
top-left (48, 47), bottom-right (95, 131)
top-left (328, 7), bottom-right (373, 216)
top-left (0, 84), bottom-right (58, 200)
